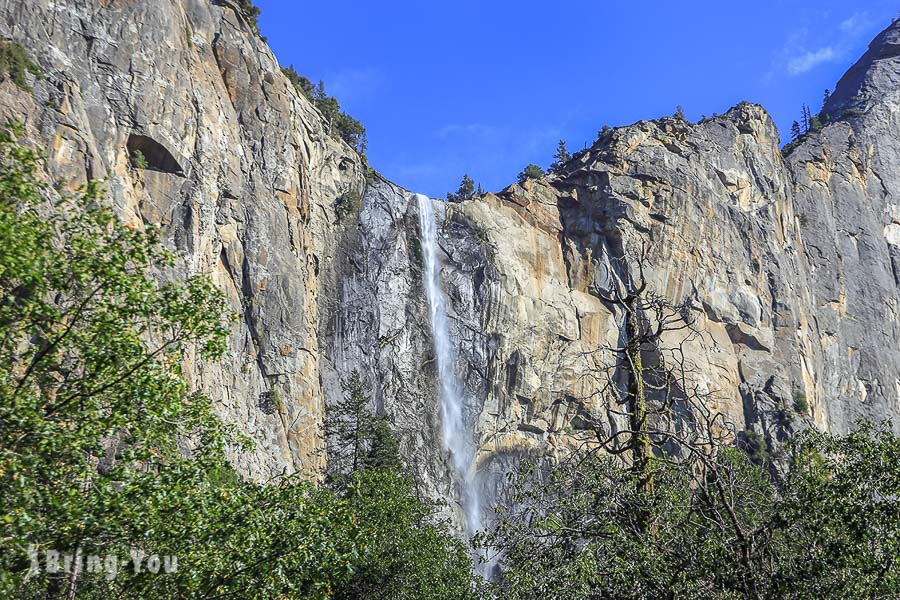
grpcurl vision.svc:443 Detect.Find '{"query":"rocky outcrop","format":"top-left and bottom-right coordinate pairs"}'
top-left (0, 0), bottom-right (367, 479)
top-left (3, 1), bottom-right (900, 526)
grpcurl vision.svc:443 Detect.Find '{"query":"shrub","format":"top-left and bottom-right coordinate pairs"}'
top-left (335, 189), bottom-right (362, 221)
top-left (410, 236), bottom-right (424, 268)
top-left (0, 40), bottom-right (41, 90)
top-left (130, 149), bottom-right (148, 170)
top-left (794, 390), bottom-right (810, 415)
top-left (738, 429), bottom-right (770, 465)
top-left (517, 163), bottom-right (545, 184)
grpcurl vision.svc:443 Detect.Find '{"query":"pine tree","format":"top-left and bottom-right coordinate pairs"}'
top-left (791, 120), bottom-right (801, 140)
top-left (801, 104), bottom-right (812, 134)
top-left (549, 140), bottom-right (571, 173)
top-left (674, 105), bottom-right (686, 120)
top-left (324, 370), bottom-right (374, 478)
top-left (364, 417), bottom-right (403, 471)
top-left (447, 174), bottom-right (476, 202)
top-left (517, 164), bottom-right (545, 184)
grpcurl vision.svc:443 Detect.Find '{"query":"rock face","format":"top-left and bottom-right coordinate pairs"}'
top-left (0, 0), bottom-right (367, 480)
top-left (3, 1), bottom-right (900, 525)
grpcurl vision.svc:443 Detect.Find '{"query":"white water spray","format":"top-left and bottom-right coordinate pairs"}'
top-left (416, 193), bottom-right (482, 536)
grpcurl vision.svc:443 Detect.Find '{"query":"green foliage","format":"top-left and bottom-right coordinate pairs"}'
top-left (130, 149), bottom-right (148, 170)
top-left (0, 131), bottom-right (474, 598)
top-left (0, 40), bottom-right (41, 90)
top-left (784, 95), bottom-right (830, 156)
top-left (281, 72), bottom-right (367, 153)
top-left (322, 371), bottom-right (475, 598)
top-left (335, 470), bottom-right (475, 600)
top-left (282, 65), bottom-right (315, 100)
top-left (334, 189), bottom-right (362, 222)
top-left (410, 236), bottom-right (425, 269)
top-left (738, 429), bottom-right (770, 465)
top-left (447, 174), bottom-right (476, 202)
top-left (483, 422), bottom-right (900, 599)
top-left (548, 140), bottom-right (571, 173)
top-left (674, 104), bottom-right (686, 120)
top-left (517, 163), bottom-right (545, 184)
top-left (235, 0), bottom-right (263, 37)
top-left (793, 390), bottom-right (809, 415)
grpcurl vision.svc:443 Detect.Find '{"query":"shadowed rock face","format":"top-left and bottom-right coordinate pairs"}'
top-left (2, 1), bottom-right (899, 526)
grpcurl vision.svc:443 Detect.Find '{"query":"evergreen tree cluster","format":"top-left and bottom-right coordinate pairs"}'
top-left (446, 174), bottom-right (484, 202)
top-left (282, 65), bottom-right (368, 154)
top-left (235, 0), bottom-right (263, 37)
top-left (785, 89), bottom-right (833, 154)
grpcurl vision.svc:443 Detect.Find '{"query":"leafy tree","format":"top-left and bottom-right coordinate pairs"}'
top-left (517, 164), bottom-right (545, 184)
top-left (364, 417), bottom-right (403, 472)
top-left (334, 111), bottom-right (368, 154)
top-left (549, 140), bottom-right (571, 173)
top-left (447, 174), bottom-right (476, 202)
top-left (790, 120), bottom-right (801, 140)
top-left (0, 131), bottom-right (473, 598)
top-left (808, 114), bottom-right (823, 133)
top-left (484, 421), bottom-right (900, 598)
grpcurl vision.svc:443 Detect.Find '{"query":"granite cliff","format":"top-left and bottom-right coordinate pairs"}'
top-left (2, 0), bottom-right (899, 528)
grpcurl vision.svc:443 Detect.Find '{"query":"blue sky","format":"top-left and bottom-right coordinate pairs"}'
top-left (258, 1), bottom-right (898, 198)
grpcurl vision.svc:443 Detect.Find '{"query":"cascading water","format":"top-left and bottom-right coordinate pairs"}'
top-left (415, 192), bottom-right (482, 537)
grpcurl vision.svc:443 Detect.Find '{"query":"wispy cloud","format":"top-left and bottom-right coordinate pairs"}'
top-left (436, 123), bottom-right (502, 140)
top-left (325, 68), bottom-right (384, 105)
top-left (840, 11), bottom-right (874, 35)
top-left (770, 11), bottom-right (881, 80)
top-left (787, 46), bottom-right (838, 75)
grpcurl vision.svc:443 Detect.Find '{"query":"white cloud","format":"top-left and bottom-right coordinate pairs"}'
top-left (787, 46), bottom-right (838, 75)
top-left (839, 12), bottom-right (872, 35)
top-left (325, 68), bottom-right (383, 105)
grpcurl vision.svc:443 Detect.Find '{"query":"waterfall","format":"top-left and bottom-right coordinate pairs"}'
top-left (415, 192), bottom-right (482, 536)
